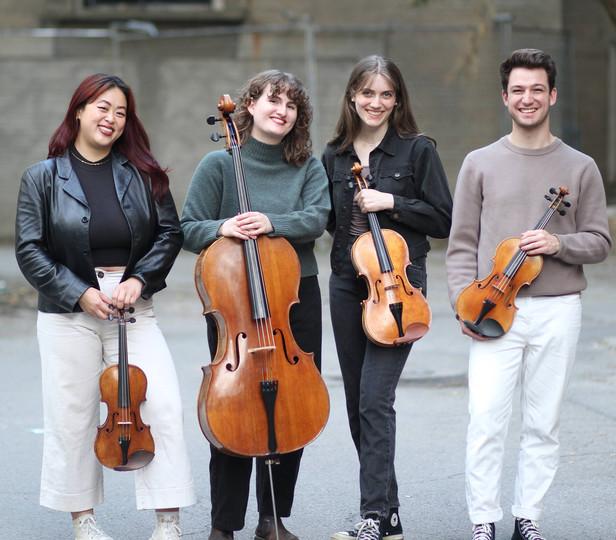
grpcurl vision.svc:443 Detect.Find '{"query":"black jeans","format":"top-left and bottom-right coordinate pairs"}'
top-left (329, 255), bottom-right (425, 519)
top-left (206, 276), bottom-right (322, 531)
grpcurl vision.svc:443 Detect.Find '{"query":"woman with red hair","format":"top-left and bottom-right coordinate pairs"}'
top-left (15, 74), bottom-right (195, 540)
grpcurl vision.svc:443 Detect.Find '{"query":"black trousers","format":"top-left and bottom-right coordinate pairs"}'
top-left (206, 275), bottom-right (322, 531)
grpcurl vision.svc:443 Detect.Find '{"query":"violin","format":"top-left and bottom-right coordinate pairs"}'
top-left (350, 162), bottom-right (431, 346)
top-left (455, 186), bottom-right (570, 339)
top-left (94, 308), bottom-right (155, 471)
top-left (194, 95), bottom-right (329, 458)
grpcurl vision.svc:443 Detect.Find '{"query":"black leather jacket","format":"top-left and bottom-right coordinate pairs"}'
top-left (322, 129), bottom-right (453, 283)
top-left (15, 151), bottom-right (183, 313)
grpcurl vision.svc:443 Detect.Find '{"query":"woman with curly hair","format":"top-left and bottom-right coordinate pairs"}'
top-left (181, 70), bottom-right (330, 540)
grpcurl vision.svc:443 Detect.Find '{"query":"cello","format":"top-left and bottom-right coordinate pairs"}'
top-left (194, 95), bottom-right (329, 460)
top-left (455, 186), bottom-right (570, 338)
top-left (95, 308), bottom-right (155, 471)
top-left (350, 162), bottom-right (431, 346)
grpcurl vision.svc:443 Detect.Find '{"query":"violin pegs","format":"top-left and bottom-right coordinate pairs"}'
top-left (128, 317), bottom-right (136, 324)
top-left (206, 116), bottom-right (218, 125)
top-left (558, 209), bottom-right (566, 216)
top-left (564, 201), bottom-right (571, 207)
top-left (549, 187), bottom-right (557, 194)
top-left (128, 307), bottom-right (135, 313)
top-left (544, 194), bottom-right (552, 201)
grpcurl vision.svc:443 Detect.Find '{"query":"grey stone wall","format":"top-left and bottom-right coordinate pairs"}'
top-left (0, 0), bottom-right (613, 241)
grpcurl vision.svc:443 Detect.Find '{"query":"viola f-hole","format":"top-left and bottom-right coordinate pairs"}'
top-left (94, 308), bottom-right (155, 471)
top-left (455, 186), bottom-right (571, 338)
top-left (349, 162), bottom-right (431, 346)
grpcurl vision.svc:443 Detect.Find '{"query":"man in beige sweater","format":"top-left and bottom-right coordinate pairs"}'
top-left (446, 49), bottom-right (612, 540)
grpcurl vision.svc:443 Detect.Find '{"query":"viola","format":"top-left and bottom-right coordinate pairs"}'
top-left (455, 186), bottom-right (570, 338)
top-left (194, 95), bottom-right (329, 458)
top-left (350, 162), bottom-right (431, 346)
top-left (94, 308), bottom-right (155, 471)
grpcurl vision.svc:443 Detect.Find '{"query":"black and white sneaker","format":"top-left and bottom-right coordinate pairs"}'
top-left (472, 523), bottom-right (495, 540)
top-left (380, 508), bottom-right (403, 540)
top-left (511, 518), bottom-right (545, 540)
top-left (331, 516), bottom-right (382, 540)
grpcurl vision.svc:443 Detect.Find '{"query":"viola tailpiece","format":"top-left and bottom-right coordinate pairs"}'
top-left (94, 307), bottom-right (155, 471)
top-left (350, 162), bottom-right (431, 347)
top-left (455, 186), bottom-right (571, 339)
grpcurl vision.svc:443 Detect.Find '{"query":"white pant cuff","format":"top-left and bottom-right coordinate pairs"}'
top-left (136, 484), bottom-right (196, 510)
top-left (512, 505), bottom-right (543, 522)
top-left (469, 509), bottom-right (503, 525)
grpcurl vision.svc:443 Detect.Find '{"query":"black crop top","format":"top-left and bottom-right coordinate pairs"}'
top-left (70, 148), bottom-right (131, 266)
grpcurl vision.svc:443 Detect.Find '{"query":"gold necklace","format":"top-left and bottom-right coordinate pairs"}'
top-left (70, 150), bottom-right (111, 166)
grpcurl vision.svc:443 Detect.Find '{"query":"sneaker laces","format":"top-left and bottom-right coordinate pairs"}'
top-left (152, 515), bottom-right (181, 540)
top-left (472, 523), bottom-right (493, 540)
top-left (76, 515), bottom-right (112, 540)
top-left (518, 519), bottom-right (545, 540)
top-left (356, 518), bottom-right (380, 540)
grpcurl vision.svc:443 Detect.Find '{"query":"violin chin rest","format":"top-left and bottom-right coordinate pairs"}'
top-left (394, 322), bottom-right (430, 345)
top-left (113, 450), bottom-right (155, 472)
top-left (463, 318), bottom-right (504, 339)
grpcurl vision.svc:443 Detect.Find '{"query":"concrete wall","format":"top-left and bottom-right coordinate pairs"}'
top-left (0, 0), bottom-right (613, 241)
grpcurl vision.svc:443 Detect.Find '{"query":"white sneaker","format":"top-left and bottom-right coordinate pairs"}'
top-left (149, 513), bottom-right (181, 540)
top-left (73, 514), bottom-right (113, 540)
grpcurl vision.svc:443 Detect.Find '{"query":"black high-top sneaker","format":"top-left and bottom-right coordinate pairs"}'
top-left (511, 518), bottom-right (545, 540)
top-left (380, 508), bottom-right (403, 540)
top-left (471, 523), bottom-right (495, 540)
top-left (331, 515), bottom-right (382, 540)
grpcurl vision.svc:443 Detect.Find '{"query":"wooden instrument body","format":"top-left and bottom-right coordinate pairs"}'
top-left (95, 362), bottom-right (155, 471)
top-left (455, 237), bottom-right (543, 338)
top-left (195, 235), bottom-right (330, 457)
top-left (352, 228), bottom-right (431, 346)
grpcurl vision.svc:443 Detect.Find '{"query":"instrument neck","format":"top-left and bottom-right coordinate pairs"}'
top-left (229, 142), bottom-right (270, 321)
top-left (504, 206), bottom-right (559, 278)
top-left (117, 316), bottom-right (130, 408)
top-left (366, 209), bottom-right (394, 273)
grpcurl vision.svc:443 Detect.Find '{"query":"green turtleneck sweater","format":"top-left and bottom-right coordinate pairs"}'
top-left (181, 137), bottom-right (330, 277)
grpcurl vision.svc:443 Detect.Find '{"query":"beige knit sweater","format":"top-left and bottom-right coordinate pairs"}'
top-left (446, 136), bottom-right (612, 306)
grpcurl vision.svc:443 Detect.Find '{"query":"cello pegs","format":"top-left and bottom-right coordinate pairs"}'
top-left (210, 133), bottom-right (221, 142)
top-left (206, 115), bottom-right (219, 125)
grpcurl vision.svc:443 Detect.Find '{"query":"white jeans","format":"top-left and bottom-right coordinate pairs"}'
top-left (466, 294), bottom-right (582, 524)
top-left (37, 270), bottom-right (195, 512)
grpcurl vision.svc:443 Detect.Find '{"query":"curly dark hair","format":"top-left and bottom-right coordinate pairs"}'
top-left (234, 70), bottom-right (313, 166)
top-left (500, 48), bottom-right (557, 92)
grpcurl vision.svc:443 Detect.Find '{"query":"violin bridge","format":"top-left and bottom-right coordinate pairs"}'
top-left (248, 345), bottom-right (276, 354)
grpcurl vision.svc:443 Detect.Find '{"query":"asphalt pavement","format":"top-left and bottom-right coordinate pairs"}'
top-left (0, 242), bottom-right (614, 539)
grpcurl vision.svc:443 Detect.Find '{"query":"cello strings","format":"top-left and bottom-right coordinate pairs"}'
top-left (229, 122), bottom-right (275, 381)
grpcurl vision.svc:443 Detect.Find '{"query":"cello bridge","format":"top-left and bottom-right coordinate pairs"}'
top-left (248, 345), bottom-right (276, 354)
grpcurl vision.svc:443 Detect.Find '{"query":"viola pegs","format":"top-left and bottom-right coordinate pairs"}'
top-left (549, 187), bottom-right (557, 194)
top-left (128, 317), bottom-right (136, 324)
top-left (544, 194), bottom-right (552, 201)
top-left (564, 200), bottom-right (571, 207)
top-left (128, 307), bottom-right (135, 314)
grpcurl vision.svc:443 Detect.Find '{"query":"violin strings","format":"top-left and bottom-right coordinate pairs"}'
top-left (485, 203), bottom-right (560, 304)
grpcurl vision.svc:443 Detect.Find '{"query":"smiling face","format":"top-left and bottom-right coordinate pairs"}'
top-left (74, 86), bottom-right (127, 159)
top-left (352, 74), bottom-right (397, 132)
top-left (247, 84), bottom-right (298, 145)
top-left (503, 67), bottom-right (557, 133)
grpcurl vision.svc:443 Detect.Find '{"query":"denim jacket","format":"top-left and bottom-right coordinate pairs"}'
top-left (322, 127), bottom-right (453, 285)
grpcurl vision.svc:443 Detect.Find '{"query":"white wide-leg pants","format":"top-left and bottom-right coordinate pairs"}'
top-left (37, 270), bottom-right (195, 512)
top-left (466, 294), bottom-right (581, 524)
